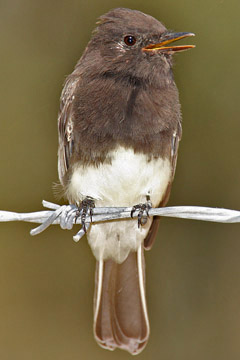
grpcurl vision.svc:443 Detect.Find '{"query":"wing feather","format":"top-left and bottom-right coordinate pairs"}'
top-left (144, 121), bottom-right (182, 250)
top-left (58, 76), bottom-right (78, 184)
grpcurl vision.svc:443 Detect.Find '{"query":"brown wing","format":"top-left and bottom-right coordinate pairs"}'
top-left (58, 75), bottom-right (78, 185)
top-left (144, 122), bottom-right (182, 250)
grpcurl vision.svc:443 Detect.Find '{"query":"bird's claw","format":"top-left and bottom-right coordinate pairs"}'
top-left (77, 196), bottom-right (95, 232)
top-left (131, 197), bottom-right (152, 228)
top-left (59, 197), bottom-right (95, 235)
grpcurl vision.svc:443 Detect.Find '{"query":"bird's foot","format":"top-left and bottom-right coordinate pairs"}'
top-left (58, 197), bottom-right (95, 242)
top-left (76, 196), bottom-right (95, 232)
top-left (131, 196), bottom-right (152, 228)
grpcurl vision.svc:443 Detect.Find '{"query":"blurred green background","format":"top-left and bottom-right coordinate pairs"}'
top-left (0, 0), bottom-right (240, 359)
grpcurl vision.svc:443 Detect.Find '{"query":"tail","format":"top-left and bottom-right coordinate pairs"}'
top-left (93, 246), bottom-right (150, 355)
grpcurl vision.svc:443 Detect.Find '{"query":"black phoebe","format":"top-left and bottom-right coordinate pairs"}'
top-left (57, 8), bottom-right (194, 355)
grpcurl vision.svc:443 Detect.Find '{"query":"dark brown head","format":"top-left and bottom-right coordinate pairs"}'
top-left (80, 8), bottom-right (195, 85)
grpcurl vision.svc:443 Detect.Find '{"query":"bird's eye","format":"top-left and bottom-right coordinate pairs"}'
top-left (124, 35), bottom-right (136, 46)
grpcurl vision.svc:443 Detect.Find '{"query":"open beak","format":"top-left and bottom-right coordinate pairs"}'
top-left (142, 32), bottom-right (195, 53)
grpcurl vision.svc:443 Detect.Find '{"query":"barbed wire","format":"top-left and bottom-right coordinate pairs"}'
top-left (0, 200), bottom-right (240, 242)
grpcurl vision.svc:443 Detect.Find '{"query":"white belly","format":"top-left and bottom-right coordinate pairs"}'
top-left (68, 146), bottom-right (171, 262)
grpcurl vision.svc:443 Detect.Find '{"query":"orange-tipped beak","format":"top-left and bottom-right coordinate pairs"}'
top-left (142, 32), bottom-right (195, 53)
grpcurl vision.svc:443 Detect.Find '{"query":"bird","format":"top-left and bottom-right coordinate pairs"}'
top-left (57, 7), bottom-right (195, 355)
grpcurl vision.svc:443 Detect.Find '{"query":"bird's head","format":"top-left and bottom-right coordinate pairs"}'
top-left (83, 8), bottom-right (195, 84)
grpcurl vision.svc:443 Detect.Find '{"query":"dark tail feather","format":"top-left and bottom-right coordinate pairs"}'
top-left (93, 246), bottom-right (150, 355)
